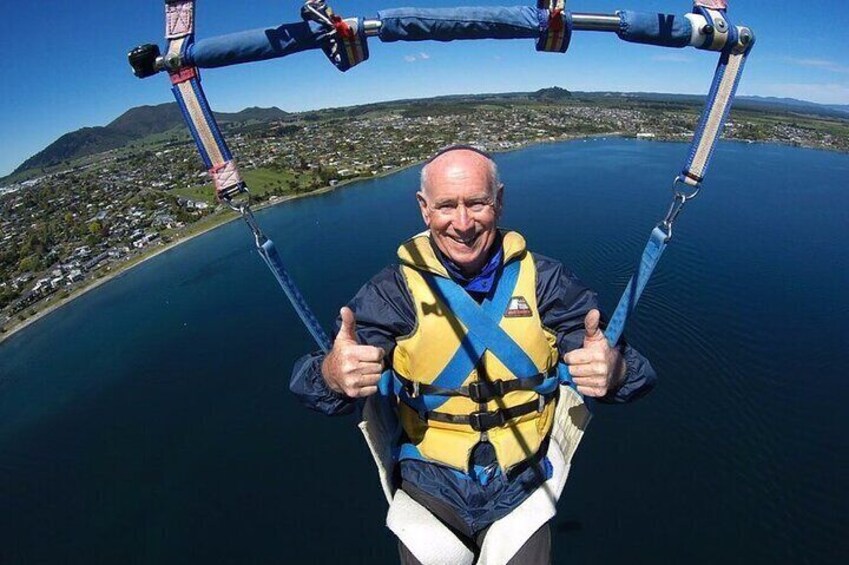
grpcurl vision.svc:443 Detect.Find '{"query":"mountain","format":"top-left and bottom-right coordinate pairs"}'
top-left (13, 103), bottom-right (288, 175)
top-left (530, 86), bottom-right (573, 101)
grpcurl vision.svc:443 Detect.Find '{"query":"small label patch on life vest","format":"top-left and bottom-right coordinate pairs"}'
top-left (504, 296), bottom-right (532, 318)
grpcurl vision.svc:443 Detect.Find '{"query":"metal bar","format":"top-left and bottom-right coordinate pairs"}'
top-left (572, 13), bottom-right (621, 32)
top-left (362, 12), bottom-right (621, 36)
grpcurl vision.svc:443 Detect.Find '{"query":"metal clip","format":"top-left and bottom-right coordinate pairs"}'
top-left (658, 176), bottom-right (701, 241)
top-left (234, 202), bottom-right (267, 249)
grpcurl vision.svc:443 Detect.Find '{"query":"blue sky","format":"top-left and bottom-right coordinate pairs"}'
top-left (1, 0), bottom-right (847, 176)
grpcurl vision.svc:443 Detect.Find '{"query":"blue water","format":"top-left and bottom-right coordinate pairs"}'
top-left (1, 139), bottom-right (848, 564)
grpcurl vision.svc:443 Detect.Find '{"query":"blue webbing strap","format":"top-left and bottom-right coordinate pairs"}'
top-left (605, 7), bottom-right (753, 345)
top-left (427, 263), bottom-right (540, 379)
top-left (681, 7), bottom-right (754, 186)
top-left (604, 227), bottom-right (668, 345)
top-left (165, 0), bottom-right (331, 352)
top-left (259, 239), bottom-right (332, 352)
top-left (395, 261), bottom-right (559, 412)
top-left (395, 262), bottom-right (521, 411)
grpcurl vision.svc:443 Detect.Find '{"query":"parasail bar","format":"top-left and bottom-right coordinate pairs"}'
top-left (176, 8), bottom-right (744, 71)
top-left (362, 12), bottom-right (622, 36)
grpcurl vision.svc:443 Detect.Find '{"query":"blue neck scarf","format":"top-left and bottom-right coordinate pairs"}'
top-left (433, 233), bottom-right (504, 297)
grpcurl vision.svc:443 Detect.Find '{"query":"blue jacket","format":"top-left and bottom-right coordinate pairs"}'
top-left (290, 237), bottom-right (656, 535)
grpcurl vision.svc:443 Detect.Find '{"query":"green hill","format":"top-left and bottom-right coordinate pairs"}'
top-left (13, 103), bottom-right (288, 175)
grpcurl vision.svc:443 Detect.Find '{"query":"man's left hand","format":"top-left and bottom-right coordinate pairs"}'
top-left (562, 309), bottom-right (626, 397)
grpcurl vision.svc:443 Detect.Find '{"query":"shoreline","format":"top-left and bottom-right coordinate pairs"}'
top-left (0, 133), bottom-right (827, 346)
top-left (0, 158), bottom-right (428, 346)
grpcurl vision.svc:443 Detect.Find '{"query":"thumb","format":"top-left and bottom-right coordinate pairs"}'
top-left (583, 309), bottom-right (602, 341)
top-left (337, 306), bottom-right (358, 344)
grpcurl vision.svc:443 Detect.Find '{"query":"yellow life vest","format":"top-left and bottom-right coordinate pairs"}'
top-left (392, 230), bottom-right (561, 473)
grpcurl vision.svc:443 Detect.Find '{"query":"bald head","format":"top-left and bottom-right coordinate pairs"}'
top-left (420, 147), bottom-right (502, 200)
top-left (416, 147), bottom-right (504, 276)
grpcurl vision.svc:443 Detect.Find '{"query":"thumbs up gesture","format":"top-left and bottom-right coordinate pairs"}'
top-left (321, 307), bottom-right (386, 398)
top-left (562, 309), bottom-right (626, 397)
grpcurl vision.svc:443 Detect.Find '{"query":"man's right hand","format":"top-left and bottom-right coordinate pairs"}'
top-left (321, 307), bottom-right (385, 398)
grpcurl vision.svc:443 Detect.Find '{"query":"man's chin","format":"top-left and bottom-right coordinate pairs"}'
top-left (447, 250), bottom-right (484, 273)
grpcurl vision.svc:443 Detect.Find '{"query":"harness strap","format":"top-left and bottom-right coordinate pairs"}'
top-left (604, 5), bottom-right (753, 346)
top-left (163, 0), bottom-right (331, 352)
top-left (258, 239), bottom-right (332, 351)
top-left (681, 14), bottom-right (753, 187)
top-left (395, 370), bottom-right (554, 403)
top-left (425, 265), bottom-right (540, 379)
top-left (604, 227), bottom-right (668, 345)
top-left (535, 1), bottom-right (572, 53)
top-left (422, 392), bottom-right (556, 432)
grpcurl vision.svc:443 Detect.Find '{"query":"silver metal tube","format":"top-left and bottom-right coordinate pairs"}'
top-left (362, 12), bottom-right (621, 37)
top-left (363, 19), bottom-right (382, 36)
top-left (572, 13), bottom-right (621, 32)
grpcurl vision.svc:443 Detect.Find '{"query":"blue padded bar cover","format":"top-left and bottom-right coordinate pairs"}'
top-left (377, 6), bottom-right (543, 42)
top-left (617, 11), bottom-right (692, 48)
top-left (186, 21), bottom-right (325, 68)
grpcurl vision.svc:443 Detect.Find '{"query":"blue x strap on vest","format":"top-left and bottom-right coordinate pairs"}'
top-left (391, 260), bottom-right (561, 417)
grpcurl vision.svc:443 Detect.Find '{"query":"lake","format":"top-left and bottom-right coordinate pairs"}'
top-left (1, 139), bottom-right (847, 564)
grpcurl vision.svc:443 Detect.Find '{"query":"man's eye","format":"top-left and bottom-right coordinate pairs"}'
top-left (469, 203), bottom-right (486, 212)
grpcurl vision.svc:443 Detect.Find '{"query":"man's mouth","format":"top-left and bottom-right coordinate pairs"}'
top-left (450, 234), bottom-right (478, 247)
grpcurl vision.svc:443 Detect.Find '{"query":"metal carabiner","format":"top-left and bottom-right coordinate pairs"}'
top-left (239, 205), bottom-right (266, 249)
top-left (658, 176), bottom-right (702, 240)
top-left (222, 189), bottom-right (266, 248)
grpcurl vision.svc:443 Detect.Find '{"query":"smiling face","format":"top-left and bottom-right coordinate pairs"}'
top-left (417, 149), bottom-right (503, 277)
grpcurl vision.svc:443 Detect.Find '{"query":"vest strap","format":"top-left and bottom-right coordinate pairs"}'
top-left (395, 370), bottom-right (556, 403)
top-left (421, 392), bottom-right (555, 432)
top-left (424, 264), bottom-right (540, 380)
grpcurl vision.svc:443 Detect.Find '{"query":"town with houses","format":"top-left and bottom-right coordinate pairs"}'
top-left (1, 97), bottom-right (847, 335)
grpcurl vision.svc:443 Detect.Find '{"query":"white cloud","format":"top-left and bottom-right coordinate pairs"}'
top-left (651, 53), bottom-right (693, 63)
top-left (403, 52), bottom-right (432, 63)
top-left (785, 57), bottom-right (849, 74)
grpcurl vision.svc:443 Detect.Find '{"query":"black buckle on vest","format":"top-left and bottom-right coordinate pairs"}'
top-left (468, 380), bottom-right (504, 403)
top-left (469, 409), bottom-right (507, 432)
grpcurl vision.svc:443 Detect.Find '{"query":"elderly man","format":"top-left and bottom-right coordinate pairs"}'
top-left (290, 146), bottom-right (655, 564)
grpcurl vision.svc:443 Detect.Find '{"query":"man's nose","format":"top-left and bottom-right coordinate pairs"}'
top-left (453, 205), bottom-right (474, 232)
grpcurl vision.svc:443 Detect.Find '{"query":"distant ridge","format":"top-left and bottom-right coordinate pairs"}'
top-left (13, 103), bottom-right (288, 175)
top-left (10, 89), bottom-right (846, 178)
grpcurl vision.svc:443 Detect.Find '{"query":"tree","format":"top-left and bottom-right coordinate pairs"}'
top-left (18, 255), bottom-right (40, 272)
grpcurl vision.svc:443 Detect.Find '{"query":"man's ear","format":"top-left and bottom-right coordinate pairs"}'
top-left (416, 191), bottom-right (430, 227)
top-left (495, 184), bottom-right (504, 218)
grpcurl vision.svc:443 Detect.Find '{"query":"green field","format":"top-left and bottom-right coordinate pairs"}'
top-left (170, 167), bottom-right (320, 204)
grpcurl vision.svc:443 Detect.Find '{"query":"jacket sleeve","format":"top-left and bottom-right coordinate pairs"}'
top-left (289, 265), bottom-right (415, 416)
top-left (533, 253), bottom-right (656, 404)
